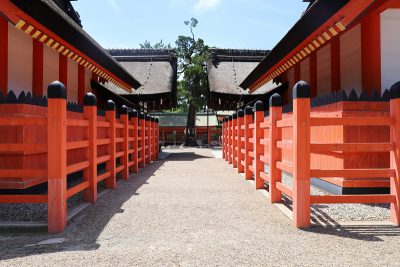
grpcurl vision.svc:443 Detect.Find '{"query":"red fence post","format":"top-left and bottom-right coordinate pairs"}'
top-left (130, 110), bottom-right (139, 174)
top-left (390, 82), bottom-right (400, 226)
top-left (105, 100), bottom-right (116, 189)
top-left (232, 113), bottom-right (238, 168)
top-left (244, 106), bottom-right (254, 180)
top-left (146, 115), bottom-right (151, 165)
top-left (140, 113), bottom-right (146, 168)
top-left (151, 117), bottom-right (156, 161)
top-left (222, 118), bottom-right (227, 160)
top-left (228, 116), bottom-right (232, 164)
top-left (120, 105), bottom-right (129, 180)
top-left (83, 92), bottom-right (98, 203)
top-left (155, 118), bottom-right (160, 159)
top-left (47, 81), bottom-right (67, 233)
top-left (237, 110), bottom-right (245, 173)
top-left (254, 101), bottom-right (264, 189)
top-left (269, 94), bottom-right (283, 203)
top-left (293, 81), bottom-right (311, 228)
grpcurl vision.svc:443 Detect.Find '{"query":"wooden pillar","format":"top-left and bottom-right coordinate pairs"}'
top-left (78, 64), bottom-right (85, 105)
top-left (151, 117), bottom-right (156, 161)
top-left (309, 52), bottom-right (317, 97)
top-left (237, 110), bottom-right (245, 173)
top-left (244, 106), bottom-right (254, 180)
top-left (254, 101), bottom-right (264, 189)
top-left (105, 100), bottom-right (116, 189)
top-left (47, 81), bottom-right (67, 233)
top-left (292, 81), bottom-right (311, 228)
top-left (32, 39), bottom-right (43, 96)
top-left (228, 116), bottom-right (233, 164)
top-left (208, 127), bottom-right (211, 145)
top-left (0, 16), bottom-right (8, 94)
top-left (155, 118), bottom-right (160, 159)
top-left (222, 118), bottom-right (227, 160)
top-left (120, 105), bottom-right (129, 179)
top-left (294, 63), bottom-right (300, 84)
top-left (362, 13), bottom-right (381, 94)
top-left (232, 113), bottom-right (238, 168)
top-left (59, 54), bottom-right (68, 88)
top-left (83, 92), bottom-right (98, 203)
top-left (146, 115), bottom-right (151, 164)
top-left (130, 110), bottom-right (139, 174)
top-left (269, 94), bottom-right (283, 203)
top-left (331, 37), bottom-right (341, 92)
top-left (140, 113), bottom-right (146, 168)
top-left (389, 82), bottom-right (400, 226)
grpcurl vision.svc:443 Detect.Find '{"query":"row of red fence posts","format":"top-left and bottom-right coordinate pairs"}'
top-left (47, 81), bottom-right (159, 233)
top-left (222, 80), bottom-right (400, 228)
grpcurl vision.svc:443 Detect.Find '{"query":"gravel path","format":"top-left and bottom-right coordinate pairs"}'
top-left (0, 148), bottom-right (399, 266)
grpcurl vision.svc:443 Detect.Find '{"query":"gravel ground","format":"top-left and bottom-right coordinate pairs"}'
top-left (0, 148), bottom-right (399, 266)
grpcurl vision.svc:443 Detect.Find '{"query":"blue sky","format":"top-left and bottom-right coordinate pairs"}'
top-left (73, 0), bottom-right (309, 50)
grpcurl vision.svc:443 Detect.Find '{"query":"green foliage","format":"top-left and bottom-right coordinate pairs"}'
top-left (139, 39), bottom-right (171, 49)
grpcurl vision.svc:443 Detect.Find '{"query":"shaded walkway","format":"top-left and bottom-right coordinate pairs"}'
top-left (0, 148), bottom-right (399, 266)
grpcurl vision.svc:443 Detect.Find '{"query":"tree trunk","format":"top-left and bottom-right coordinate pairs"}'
top-left (185, 103), bottom-right (197, 146)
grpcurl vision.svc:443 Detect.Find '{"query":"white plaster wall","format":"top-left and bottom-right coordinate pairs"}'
top-left (85, 68), bottom-right (92, 93)
top-left (340, 24), bottom-right (362, 94)
top-left (67, 58), bottom-right (78, 103)
top-left (317, 43), bottom-right (331, 95)
top-left (381, 9), bottom-right (400, 91)
top-left (43, 45), bottom-right (59, 96)
top-left (7, 23), bottom-right (32, 95)
top-left (300, 57), bottom-right (310, 83)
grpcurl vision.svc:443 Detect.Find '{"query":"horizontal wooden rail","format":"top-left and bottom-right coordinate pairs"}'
top-left (0, 169), bottom-right (46, 178)
top-left (116, 151), bottom-right (124, 158)
top-left (97, 139), bottom-right (111, 146)
top-left (67, 181), bottom-right (90, 198)
top-left (67, 140), bottom-right (89, 150)
top-left (260, 122), bottom-right (270, 128)
top-left (0, 195), bottom-right (47, 204)
top-left (276, 182), bottom-right (293, 198)
top-left (97, 121), bottom-right (110, 128)
top-left (116, 138), bottom-right (124, 143)
top-left (276, 161), bottom-right (293, 174)
top-left (276, 141), bottom-right (293, 150)
top-left (97, 155), bottom-right (111, 164)
top-left (310, 143), bottom-right (394, 153)
top-left (97, 171), bottom-right (111, 182)
top-left (0, 143), bottom-right (46, 153)
top-left (277, 118), bottom-right (293, 128)
top-left (310, 168), bottom-right (395, 178)
top-left (260, 172), bottom-right (270, 182)
top-left (0, 117), bottom-right (46, 126)
top-left (310, 194), bottom-right (396, 204)
top-left (67, 119), bottom-right (89, 127)
top-left (116, 165), bottom-right (124, 173)
top-left (310, 117), bottom-right (391, 127)
top-left (115, 123), bottom-right (124, 129)
top-left (67, 161), bottom-right (89, 175)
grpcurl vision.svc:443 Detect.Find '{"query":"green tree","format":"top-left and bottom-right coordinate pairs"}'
top-left (139, 39), bottom-right (171, 49)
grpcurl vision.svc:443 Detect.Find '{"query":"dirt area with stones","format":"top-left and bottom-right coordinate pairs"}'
top-left (0, 148), bottom-right (399, 266)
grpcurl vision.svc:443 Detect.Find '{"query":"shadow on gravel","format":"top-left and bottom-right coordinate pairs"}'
top-left (0, 159), bottom-right (165, 261)
top-left (164, 152), bottom-right (212, 161)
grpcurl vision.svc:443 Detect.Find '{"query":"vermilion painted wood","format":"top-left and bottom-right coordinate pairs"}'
top-left (0, 195), bottom-right (47, 204)
top-left (32, 39), bottom-right (43, 96)
top-left (254, 109), bottom-right (264, 189)
top-left (293, 97), bottom-right (311, 228)
top-left (0, 15), bottom-right (7, 94)
top-left (121, 114), bottom-right (129, 180)
top-left (106, 110), bottom-right (117, 189)
top-left (131, 116), bottom-right (139, 174)
top-left (146, 119), bottom-right (151, 165)
top-left (47, 97), bottom-right (67, 233)
top-left (310, 194), bottom-right (396, 204)
top-left (309, 52), bottom-right (317, 97)
top-left (222, 122), bottom-right (225, 160)
top-left (237, 116), bottom-right (245, 173)
top-left (141, 118), bottom-right (146, 168)
top-left (330, 36), bottom-right (341, 92)
top-left (156, 121), bottom-right (160, 159)
top-left (270, 106), bottom-right (283, 203)
top-left (67, 180), bottom-right (90, 198)
top-left (228, 119), bottom-right (232, 164)
top-left (232, 117), bottom-right (237, 168)
top-left (244, 113), bottom-right (253, 180)
top-left (390, 97), bottom-right (400, 225)
top-left (276, 182), bottom-right (293, 198)
top-left (83, 105), bottom-right (97, 203)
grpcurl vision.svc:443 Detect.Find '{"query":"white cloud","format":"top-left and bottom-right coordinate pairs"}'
top-left (195, 0), bottom-right (221, 11)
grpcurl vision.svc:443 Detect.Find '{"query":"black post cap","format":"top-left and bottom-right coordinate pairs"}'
top-left (151, 117), bottom-right (155, 122)
top-left (229, 115), bottom-right (233, 121)
top-left (106, 100), bottom-right (115, 111)
top-left (130, 109), bottom-right (138, 118)
top-left (145, 115), bottom-right (151, 121)
top-left (244, 106), bottom-right (253, 115)
top-left (233, 113), bottom-right (237, 119)
top-left (254, 100), bottom-right (264, 111)
top-left (155, 118), bottom-right (159, 123)
top-left (269, 93), bottom-right (282, 107)
top-left (293, 80), bottom-right (311, 99)
top-left (390, 81), bottom-right (400, 99)
top-left (83, 92), bottom-right (97, 106)
top-left (47, 81), bottom-right (67, 99)
top-left (120, 105), bottom-right (128, 114)
top-left (139, 113), bottom-right (145, 119)
top-left (237, 109), bottom-right (244, 117)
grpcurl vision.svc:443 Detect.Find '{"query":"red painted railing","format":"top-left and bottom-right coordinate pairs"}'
top-left (222, 81), bottom-right (400, 228)
top-left (0, 82), bottom-right (159, 233)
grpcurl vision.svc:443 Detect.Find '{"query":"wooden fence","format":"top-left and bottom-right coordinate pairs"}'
top-left (0, 81), bottom-right (159, 233)
top-left (222, 81), bottom-right (400, 228)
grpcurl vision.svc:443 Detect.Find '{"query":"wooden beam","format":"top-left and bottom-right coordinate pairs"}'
top-left (59, 53), bottom-right (68, 88)
top-left (32, 39), bottom-right (44, 96)
top-left (331, 36), bottom-right (341, 92)
top-left (0, 16), bottom-right (8, 94)
top-left (78, 64), bottom-right (85, 105)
